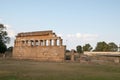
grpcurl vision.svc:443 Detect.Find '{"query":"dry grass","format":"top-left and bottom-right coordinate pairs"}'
top-left (0, 59), bottom-right (120, 80)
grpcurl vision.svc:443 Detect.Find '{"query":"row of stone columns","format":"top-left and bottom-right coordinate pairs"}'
top-left (15, 39), bottom-right (63, 47)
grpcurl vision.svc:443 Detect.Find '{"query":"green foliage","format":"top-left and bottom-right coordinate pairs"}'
top-left (94, 41), bottom-right (108, 51)
top-left (0, 24), bottom-right (10, 44)
top-left (76, 45), bottom-right (83, 54)
top-left (0, 40), bottom-right (7, 53)
top-left (108, 42), bottom-right (118, 52)
top-left (94, 41), bottom-right (118, 52)
top-left (83, 44), bottom-right (93, 51)
top-left (0, 24), bottom-right (10, 54)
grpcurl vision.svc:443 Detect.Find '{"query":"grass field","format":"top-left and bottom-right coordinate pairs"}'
top-left (0, 59), bottom-right (120, 80)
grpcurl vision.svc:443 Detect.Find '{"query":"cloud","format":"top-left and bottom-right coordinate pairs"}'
top-left (7, 29), bottom-right (16, 38)
top-left (57, 34), bottom-right (62, 37)
top-left (67, 34), bottom-right (75, 38)
top-left (0, 17), bottom-right (15, 38)
top-left (60, 33), bottom-right (99, 49)
top-left (5, 24), bottom-right (11, 28)
top-left (4, 24), bottom-right (16, 38)
top-left (65, 33), bottom-right (98, 40)
top-left (82, 34), bottom-right (98, 38)
top-left (76, 33), bottom-right (82, 38)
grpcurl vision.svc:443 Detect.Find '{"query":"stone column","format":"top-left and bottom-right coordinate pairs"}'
top-left (54, 39), bottom-right (57, 46)
top-left (31, 40), bottom-right (35, 46)
top-left (40, 40), bottom-right (43, 46)
top-left (30, 40), bottom-right (32, 46)
top-left (25, 40), bottom-right (28, 46)
top-left (39, 40), bottom-right (41, 46)
top-left (24, 40), bottom-right (26, 46)
top-left (48, 39), bottom-right (51, 46)
top-left (35, 40), bottom-right (38, 46)
top-left (41, 40), bottom-right (44, 46)
top-left (28, 40), bottom-right (31, 46)
top-left (44, 40), bottom-right (46, 46)
top-left (37, 40), bottom-right (39, 46)
top-left (31, 40), bottom-right (34, 46)
top-left (34, 40), bottom-right (36, 46)
top-left (71, 50), bottom-right (75, 62)
top-left (59, 39), bottom-right (63, 46)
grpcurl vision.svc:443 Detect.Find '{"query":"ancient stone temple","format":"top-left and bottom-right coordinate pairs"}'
top-left (13, 30), bottom-right (66, 62)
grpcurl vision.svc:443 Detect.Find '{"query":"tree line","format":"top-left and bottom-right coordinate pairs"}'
top-left (76, 41), bottom-right (119, 54)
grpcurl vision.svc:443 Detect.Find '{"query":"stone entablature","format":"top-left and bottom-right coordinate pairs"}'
top-left (13, 30), bottom-right (66, 62)
top-left (15, 30), bottom-right (63, 47)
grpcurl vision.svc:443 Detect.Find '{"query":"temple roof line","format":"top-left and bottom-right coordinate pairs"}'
top-left (17, 30), bottom-right (54, 37)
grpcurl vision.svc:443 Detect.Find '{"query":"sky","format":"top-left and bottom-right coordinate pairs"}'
top-left (0, 0), bottom-right (120, 50)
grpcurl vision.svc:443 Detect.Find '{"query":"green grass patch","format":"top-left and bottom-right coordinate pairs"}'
top-left (0, 59), bottom-right (120, 80)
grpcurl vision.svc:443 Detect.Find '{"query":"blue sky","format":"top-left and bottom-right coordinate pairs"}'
top-left (0, 0), bottom-right (120, 49)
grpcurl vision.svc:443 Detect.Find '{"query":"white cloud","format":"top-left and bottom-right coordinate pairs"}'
top-left (66, 33), bottom-right (98, 40)
top-left (61, 33), bottom-right (99, 49)
top-left (76, 33), bottom-right (82, 38)
top-left (7, 29), bottom-right (16, 37)
top-left (5, 24), bottom-right (11, 28)
top-left (67, 34), bottom-right (75, 38)
top-left (4, 24), bottom-right (16, 38)
top-left (57, 34), bottom-right (62, 37)
top-left (82, 34), bottom-right (98, 38)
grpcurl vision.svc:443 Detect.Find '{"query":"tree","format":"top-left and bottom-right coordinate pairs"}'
top-left (94, 41), bottom-right (109, 51)
top-left (0, 24), bottom-right (10, 54)
top-left (83, 44), bottom-right (93, 51)
top-left (108, 42), bottom-right (118, 52)
top-left (0, 40), bottom-right (7, 53)
top-left (94, 41), bottom-right (118, 52)
top-left (76, 45), bottom-right (83, 54)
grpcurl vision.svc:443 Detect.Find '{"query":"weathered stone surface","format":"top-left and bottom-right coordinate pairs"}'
top-left (13, 30), bottom-right (66, 62)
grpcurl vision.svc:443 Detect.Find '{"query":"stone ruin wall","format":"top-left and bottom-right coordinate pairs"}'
top-left (13, 30), bottom-right (66, 62)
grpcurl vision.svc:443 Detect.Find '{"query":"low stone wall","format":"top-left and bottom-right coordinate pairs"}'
top-left (84, 52), bottom-right (120, 56)
top-left (79, 54), bottom-right (120, 64)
